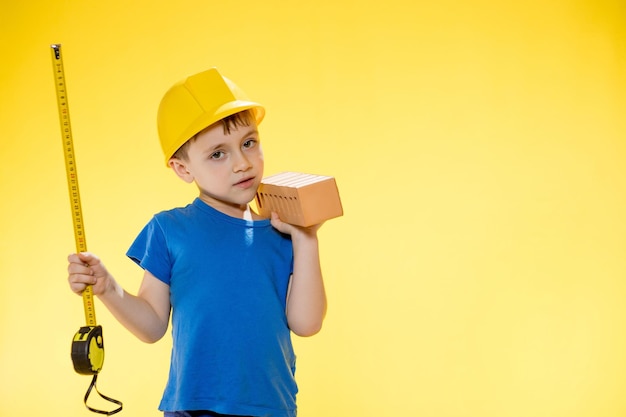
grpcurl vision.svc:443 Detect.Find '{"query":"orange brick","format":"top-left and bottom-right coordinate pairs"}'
top-left (255, 172), bottom-right (343, 227)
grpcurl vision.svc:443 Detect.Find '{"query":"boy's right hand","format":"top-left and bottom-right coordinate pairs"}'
top-left (67, 252), bottom-right (112, 296)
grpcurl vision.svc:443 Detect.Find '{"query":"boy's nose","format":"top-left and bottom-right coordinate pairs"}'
top-left (233, 152), bottom-right (252, 172)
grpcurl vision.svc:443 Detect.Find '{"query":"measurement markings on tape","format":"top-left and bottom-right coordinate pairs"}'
top-left (50, 44), bottom-right (97, 328)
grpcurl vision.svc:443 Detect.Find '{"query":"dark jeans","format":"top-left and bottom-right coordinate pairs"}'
top-left (164, 412), bottom-right (254, 417)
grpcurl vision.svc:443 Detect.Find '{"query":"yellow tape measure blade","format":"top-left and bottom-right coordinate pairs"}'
top-left (50, 44), bottom-right (97, 327)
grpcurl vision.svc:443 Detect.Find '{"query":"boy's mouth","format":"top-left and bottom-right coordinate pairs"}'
top-left (234, 176), bottom-right (256, 189)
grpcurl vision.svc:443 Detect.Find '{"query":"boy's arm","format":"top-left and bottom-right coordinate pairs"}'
top-left (270, 213), bottom-right (327, 337)
top-left (68, 252), bottom-right (171, 343)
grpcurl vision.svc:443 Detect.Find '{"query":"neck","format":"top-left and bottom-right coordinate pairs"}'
top-left (197, 194), bottom-right (264, 220)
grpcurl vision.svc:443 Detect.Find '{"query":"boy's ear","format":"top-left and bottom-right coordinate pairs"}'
top-left (168, 158), bottom-right (195, 183)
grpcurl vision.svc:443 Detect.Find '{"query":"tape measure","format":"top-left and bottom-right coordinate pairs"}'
top-left (51, 44), bottom-right (122, 415)
top-left (51, 44), bottom-right (98, 329)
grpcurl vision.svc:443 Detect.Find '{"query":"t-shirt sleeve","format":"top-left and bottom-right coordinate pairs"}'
top-left (126, 216), bottom-right (172, 285)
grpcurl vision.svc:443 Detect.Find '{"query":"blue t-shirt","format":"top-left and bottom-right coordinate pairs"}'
top-left (127, 198), bottom-right (297, 417)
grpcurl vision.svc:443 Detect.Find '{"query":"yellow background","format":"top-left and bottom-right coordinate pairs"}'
top-left (1, 1), bottom-right (625, 416)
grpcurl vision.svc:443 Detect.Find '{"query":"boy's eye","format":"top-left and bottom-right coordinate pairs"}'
top-left (211, 151), bottom-right (225, 159)
top-left (243, 139), bottom-right (256, 149)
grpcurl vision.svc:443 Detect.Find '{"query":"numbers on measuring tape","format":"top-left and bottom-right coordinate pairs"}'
top-left (51, 44), bottom-right (96, 326)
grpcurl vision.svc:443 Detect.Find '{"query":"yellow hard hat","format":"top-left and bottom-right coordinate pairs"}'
top-left (157, 67), bottom-right (265, 166)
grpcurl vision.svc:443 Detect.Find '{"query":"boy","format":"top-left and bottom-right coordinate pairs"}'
top-left (67, 68), bottom-right (327, 417)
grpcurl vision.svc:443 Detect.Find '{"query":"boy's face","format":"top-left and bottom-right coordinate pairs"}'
top-left (169, 120), bottom-right (264, 217)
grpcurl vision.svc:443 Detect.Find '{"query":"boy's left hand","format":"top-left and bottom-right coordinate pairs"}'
top-left (270, 212), bottom-right (323, 236)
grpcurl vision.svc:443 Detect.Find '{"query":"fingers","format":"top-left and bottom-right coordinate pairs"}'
top-left (67, 252), bottom-right (100, 295)
top-left (270, 212), bottom-right (290, 234)
top-left (270, 212), bottom-right (324, 236)
top-left (68, 273), bottom-right (95, 295)
top-left (71, 251), bottom-right (100, 266)
top-left (67, 252), bottom-right (96, 275)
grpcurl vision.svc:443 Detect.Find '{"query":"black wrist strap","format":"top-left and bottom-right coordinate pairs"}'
top-left (84, 374), bottom-right (123, 415)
